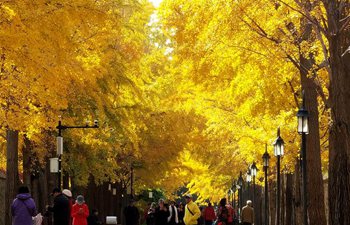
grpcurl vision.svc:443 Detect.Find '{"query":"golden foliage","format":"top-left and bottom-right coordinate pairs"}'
top-left (0, 0), bottom-right (330, 204)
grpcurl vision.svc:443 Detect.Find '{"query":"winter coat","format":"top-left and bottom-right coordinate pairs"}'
top-left (203, 206), bottom-right (216, 221)
top-left (177, 208), bottom-right (185, 225)
top-left (146, 208), bottom-right (156, 225)
top-left (241, 205), bottom-right (254, 224)
top-left (154, 207), bottom-right (169, 225)
top-left (72, 203), bottom-right (89, 225)
top-left (47, 193), bottom-right (70, 225)
top-left (168, 205), bottom-right (179, 225)
top-left (184, 201), bottom-right (200, 225)
top-left (225, 204), bottom-right (235, 223)
top-left (11, 193), bottom-right (37, 225)
top-left (87, 214), bottom-right (102, 225)
top-left (124, 205), bottom-right (140, 225)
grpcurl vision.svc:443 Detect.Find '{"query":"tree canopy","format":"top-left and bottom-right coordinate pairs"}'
top-left (0, 0), bottom-right (335, 204)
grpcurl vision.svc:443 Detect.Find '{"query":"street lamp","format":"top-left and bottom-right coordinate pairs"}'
top-left (297, 90), bottom-right (309, 225)
top-left (246, 168), bottom-right (251, 200)
top-left (262, 144), bottom-right (270, 225)
top-left (250, 162), bottom-right (258, 208)
top-left (56, 118), bottom-right (99, 189)
top-left (273, 128), bottom-right (284, 225)
top-left (238, 171), bottom-right (244, 218)
top-left (232, 181), bottom-right (237, 209)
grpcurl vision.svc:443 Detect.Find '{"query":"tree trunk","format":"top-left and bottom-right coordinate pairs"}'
top-left (5, 130), bottom-right (19, 225)
top-left (295, 0), bottom-right (328, 223)
top-left (324, 1), bottom-right (350, 225)
top-left (284, 174), bottom-right (293, 225)
top-left (293, 159), bottom-right (302, 225)
top-left (22, 136), bottom-right (32, 188)
top-left (281, 174), bottom-right (285, 225)
top-left (300, 55), bottom-right (327, 225)
top-left (269, 180), bottom-right (276, 225)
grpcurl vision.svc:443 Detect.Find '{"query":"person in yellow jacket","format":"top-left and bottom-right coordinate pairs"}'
top-left (184, 194), bottom-right (201, 225)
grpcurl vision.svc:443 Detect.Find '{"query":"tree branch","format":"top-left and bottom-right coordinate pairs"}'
top-left (340, 15), bottom-right (350, 32)
top-left (278, 0), bottom-right (327, 36)
top-left (288, 80), bottom-right (300, 107)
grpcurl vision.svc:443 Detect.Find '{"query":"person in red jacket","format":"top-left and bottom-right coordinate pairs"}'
top-left (225, 203), bottom-right (235, 225)
top-left (72, 195), bottom-right (89, 225)
top-left (203, 202), bottom-right (216, 225)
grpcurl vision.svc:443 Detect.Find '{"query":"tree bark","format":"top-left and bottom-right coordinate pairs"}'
top-left (281, 174), bottom-right (285, 225)
top-left (5, 130), bottom-right (19, 225)
top-left (300, 54), bottom-right (327, 225)
top-left (284, 174), bottom-right (293, 225)
top-left (22, 136), bottom-right (32, 188)
top-left (293, 159), bottom-right (302, 225)
top-left (295, 0), bottom-right (328, 223)
top-left (269, 180), bottom-right (276, 225)
top-left (324, 1), bottom-right (350, 225)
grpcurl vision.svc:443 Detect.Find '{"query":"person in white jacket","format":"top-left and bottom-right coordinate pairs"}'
top-left (168, 201), bottom-right (179, 225)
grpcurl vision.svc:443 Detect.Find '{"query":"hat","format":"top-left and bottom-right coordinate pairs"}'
top-left (62, 189), bottom-right (72, 198)
top-left (51, 187), bottom-right (61, 195)
top-left (76, 195), bottom-right (85, 205)
top-left (185, 194), bottom-right (192, 198)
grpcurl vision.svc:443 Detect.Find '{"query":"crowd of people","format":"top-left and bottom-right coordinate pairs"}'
top-left (11, 186), bottom-right (102, 225)
top-left (11, 185), bottom-right (254, 225)
top-left (138, 195), bottom-right (254, 225)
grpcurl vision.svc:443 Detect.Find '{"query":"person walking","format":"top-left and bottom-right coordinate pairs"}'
top-left (225, 202), bottom-right (234, 225)
top-left (217, 198), bottom-right (229, 225)
top-left (167, 201), bottom-right (179, 225)
top-left (72, 195), bottom-right (89, 225)
top-left (155, 199), bottom-right (169, 225)
top-left (184, 194), bottom-right (200, 225)
top-left (177, 203), bottom-right (185, 225)
top-left (124, 199), bottom-right (140, 225)
top-left (203, 203), bottom-right (215, 225)
top-left (11, 186), bottom-right (37, 225)
top-left (47, 187), bottom-right (70, 225)
top-left (241, 200), bottom-right (254, 225)
top-left (146, 202), bottom-right (156, 225)
top-left (88, 209), bottom-right (102, 225)
top-left (63, 189), bottom-right (74, 225)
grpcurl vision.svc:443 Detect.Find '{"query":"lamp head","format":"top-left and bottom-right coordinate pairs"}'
top-left (250, 162), bottom-right (258, 176)
top-left (273, 128), bottom-right (284, 156)
top-left (262, 149), bottom-right (270, 167)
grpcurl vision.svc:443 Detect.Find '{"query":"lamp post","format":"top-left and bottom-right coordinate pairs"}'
top-left (238, 171), bottom-right (244, 218)
top-left (297, 91), bottom-right (309, 225)
top-left (273, 128), bottom-right (284, 225)
top-left (250, 162), bottom-right (257, 208)
top-left (228, 189), bottom-right (231, 205)
top-left (262, 144), bottom-right (270, 225)
top-left (246, 168), bottom-right (252, 200)
top-left (56, 118), bottom-right (99, 189)
top-left (232, 182), bottom-right (237, 209)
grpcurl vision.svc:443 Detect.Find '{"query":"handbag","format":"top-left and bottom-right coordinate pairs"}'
top-left (32, 213), bottom-right (43, 225)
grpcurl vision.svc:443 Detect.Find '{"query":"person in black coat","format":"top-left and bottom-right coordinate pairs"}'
top-left (146, 202), bottom-right (157, 225)
top-left (46, 188), bottom-right (70, 225)
top-left (155, 199), bottom-right (170, 225)
top-left (124, 199), bottom-right (140, 225)
top-left (88, 209), bottom-right (102, 225)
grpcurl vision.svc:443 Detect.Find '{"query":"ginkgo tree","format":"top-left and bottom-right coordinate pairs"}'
top-left (1, 0), bottom-right (349, 225)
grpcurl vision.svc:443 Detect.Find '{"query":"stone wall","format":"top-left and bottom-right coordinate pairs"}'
top-left (0, 171), bottom-right (6, 225)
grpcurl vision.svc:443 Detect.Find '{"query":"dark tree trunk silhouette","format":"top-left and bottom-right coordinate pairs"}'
top-left (323, 1), bottom-right (350, 225)
top-left (5, 130), bottom-right (19, 225)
